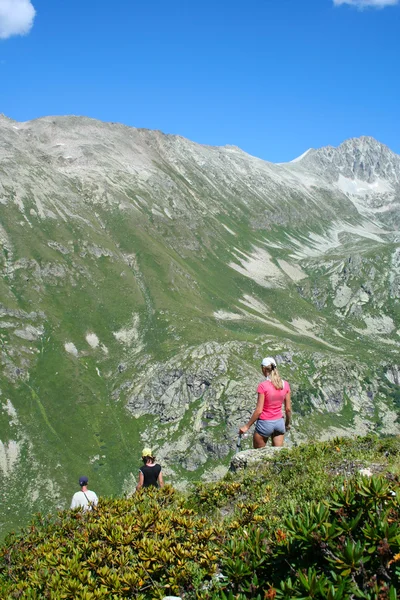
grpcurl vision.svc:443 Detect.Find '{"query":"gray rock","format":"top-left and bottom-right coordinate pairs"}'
top-left (230, 446), bottom-right (283, 471)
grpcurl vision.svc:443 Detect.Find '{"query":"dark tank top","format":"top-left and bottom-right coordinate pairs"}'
top-left (139, 464), bottom-right (161, 487)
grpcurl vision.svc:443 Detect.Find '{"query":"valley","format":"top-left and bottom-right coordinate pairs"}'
top-left (0, 115), bottom-right (399, 536)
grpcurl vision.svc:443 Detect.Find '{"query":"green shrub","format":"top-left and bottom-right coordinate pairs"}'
top-left (0, 486), bottom-right (222, 599)
top-left (205, 475), bottom-right (400, 599)
top-left (1, 436), bottom-right (399, 599)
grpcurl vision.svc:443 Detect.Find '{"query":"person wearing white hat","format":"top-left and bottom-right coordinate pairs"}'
top-left (239, 357), bottom-right (292, 448)
top-left (136, 447), bottom-right (164, 490)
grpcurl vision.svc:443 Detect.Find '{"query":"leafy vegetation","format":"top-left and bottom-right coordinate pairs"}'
top-left (1, 435), bottom-right (399, 599)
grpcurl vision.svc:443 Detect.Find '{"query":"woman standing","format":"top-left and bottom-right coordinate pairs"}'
top-left (136, 448), bottom-right (164, 490)
top-left (239, 357), bottom-right (291, 448)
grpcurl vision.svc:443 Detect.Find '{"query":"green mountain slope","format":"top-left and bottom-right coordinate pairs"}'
top-left (0, 115), bottom-right (399, 536)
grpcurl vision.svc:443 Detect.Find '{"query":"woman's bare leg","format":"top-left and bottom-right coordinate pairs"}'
top-left (253, 431), bottom-right (268, 448)
top-left (271, 433), bottom-right (284, 447)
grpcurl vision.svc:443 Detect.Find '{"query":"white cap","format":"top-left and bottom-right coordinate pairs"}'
top-left (261, 357), bottom-right (277, 367)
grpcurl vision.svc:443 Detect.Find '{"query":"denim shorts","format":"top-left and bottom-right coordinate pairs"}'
top-left (255, 418), bottom-right (286, 437)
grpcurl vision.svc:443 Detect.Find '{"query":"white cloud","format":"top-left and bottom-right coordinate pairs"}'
top-left (0, 0), bottom-right (36, 40)
top-left (334, 0), bottom-right (398, 6)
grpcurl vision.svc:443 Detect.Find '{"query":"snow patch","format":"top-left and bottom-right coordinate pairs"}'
top-left (289, 221), bottom-right (385, 260)
top-left (229, 248), bottom-right (283, 288)
top-left (291, 318), bottom-right (341, 350)
top-left (238, 295), bottom-right (269, 315)
top-left (290, 148), bottom-right (313, 163)
top-left (2, 399), bottom-right (18, 426)
top-left (291, 318), bottom-right (318, 334)
top-left (238, 296), bottom-right (303, 336)
top-left (151, 206), bottom-right (164, 217)
top-left (337, 175), bottom-right (393, 198)
top-left (113, 314), bottom-right (142, 350)
top-left (86, 332), bottom-right (99, 349)
top-left (64, 342), bottom-right (79, 357)
top-left (277, 259), bottom-right (307, 282)
top-left (214, 311), bottom-right (243, 320)
top-left (0, 440), bottom-right (20, 477)
top-left (238, 296), bottom-right (339, 348)
top-left (222, 224), bottom-right (236, 235)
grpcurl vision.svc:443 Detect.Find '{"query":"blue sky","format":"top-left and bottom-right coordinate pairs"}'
top-left (0, 0), bottom-right (399, 162)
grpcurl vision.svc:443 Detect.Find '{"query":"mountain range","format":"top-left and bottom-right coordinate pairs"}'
top-left (0, 114), bottom-right (399, 536)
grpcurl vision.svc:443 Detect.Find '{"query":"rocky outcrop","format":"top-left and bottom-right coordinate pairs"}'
top-left (230, 446), bottom-right (284, 471)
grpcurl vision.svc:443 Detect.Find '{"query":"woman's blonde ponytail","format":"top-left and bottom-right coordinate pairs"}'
top-left (270, 366), bottom-right (283, 390)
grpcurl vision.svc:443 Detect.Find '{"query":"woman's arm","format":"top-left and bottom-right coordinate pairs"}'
top-left (239, 393), bottom-right (264, 434)
top-left (158, 470), bottom-right (164, 488)
top-left (284, 392), bottom-right (292, 430)
top-left (136, 470), bottom-right (144, 491)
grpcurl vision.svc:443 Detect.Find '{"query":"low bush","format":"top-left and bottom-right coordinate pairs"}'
top-left (0, 486), bottom-right (222, 599)
top-left (1, 435), bottom-right (399, 599)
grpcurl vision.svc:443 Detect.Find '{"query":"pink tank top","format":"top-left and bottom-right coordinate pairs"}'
top-left (257, 379), bottom-right (290, 420)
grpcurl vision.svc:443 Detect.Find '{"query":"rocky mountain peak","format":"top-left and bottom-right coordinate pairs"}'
top-left (291, 135), bottom-right (400, 186)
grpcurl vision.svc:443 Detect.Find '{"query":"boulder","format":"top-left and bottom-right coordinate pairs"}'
top-left (230, 446), bottom-right (283, 471)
